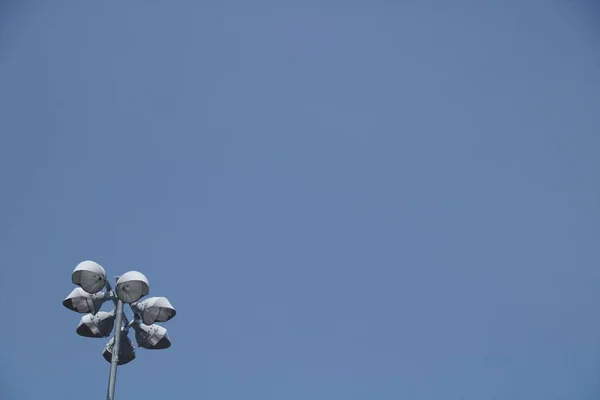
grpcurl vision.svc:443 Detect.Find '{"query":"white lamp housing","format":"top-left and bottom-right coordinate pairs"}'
top-left (102, 332), bottom-right (136, 365)
top-left (63, 287), bottom-right (112, 315)
top-left (132, 321), bottom-right (171, 350)
top-left (72, 261), bottom-right (107, 294)
top-left (115, 271), bottom-right (149, 303)
top-left (132, 297), bottom-right (176, 325)
top-left (77, 310), bottom-right (115, 338)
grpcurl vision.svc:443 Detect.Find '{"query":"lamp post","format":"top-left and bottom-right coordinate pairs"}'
top-left (63, 261), bottom-right (177, 400)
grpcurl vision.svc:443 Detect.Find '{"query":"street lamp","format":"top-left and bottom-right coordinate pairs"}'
top-left (63, 261), bottom-right (177, 400)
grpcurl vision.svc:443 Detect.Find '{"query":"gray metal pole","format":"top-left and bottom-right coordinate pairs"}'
top-left (107, 298), bottom-right (124, 400)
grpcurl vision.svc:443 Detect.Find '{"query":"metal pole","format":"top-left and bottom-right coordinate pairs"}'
top-left (107, 298), bottom-right (124, 400)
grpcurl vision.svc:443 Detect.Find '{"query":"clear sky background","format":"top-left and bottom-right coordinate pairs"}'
top-left (1, 1), bottom-right (599, 399)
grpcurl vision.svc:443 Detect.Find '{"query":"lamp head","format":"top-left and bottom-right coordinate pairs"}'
top-left (63, 287), bottom-right (112, 314)
top-left (115, 271), bottom-right (149, 303)
top-left (102, 332), bottom-right (136, 365)
top-left (132, 297), bottom-right (176, 325)
top-left (76, 310), bottom-right (115, 338)
top-left (72, 261), bottom-right (107, 294)
top-left (132, 321), bottom-right (171, 350)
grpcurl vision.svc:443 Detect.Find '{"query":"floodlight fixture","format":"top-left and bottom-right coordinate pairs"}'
top-left (72, 261), bottom-right (107, 294)
top-left (102, 332), bottom-right (136, 365)
top-left (77, 310), bottom-right (116, 338)
top-left (115, 271), bottom-right (149, 303)
top-left (65, 262), bottom-right (175, 400)
top-left (63, 287), bottom-right (112, 314)
top-left (132, 296), bottom-right (176, 325)
top-left (131, 321), bottom-right (171, 350)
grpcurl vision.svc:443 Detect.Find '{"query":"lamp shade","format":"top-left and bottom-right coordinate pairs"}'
top-left (72, 261), bottom-right (107, 294)
top-left (63, 287), bottom-right (111, 315)
top-left (102, 332), bottom-right (136, 365)
top-left (132, 297), bottom-right (176, 325)
top-left (115, 271), bottom-right (149, 303)
top-left (132, 322), bottom-right (171, 350)
top-left (77, 311), bottom-right (115, 338)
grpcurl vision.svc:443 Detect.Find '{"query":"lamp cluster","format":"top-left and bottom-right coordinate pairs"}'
top-left (63, 261), bottom-right (176, 365)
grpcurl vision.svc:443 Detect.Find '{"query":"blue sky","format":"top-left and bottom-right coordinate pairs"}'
top-left (1, 1), bottom-right (599, 399)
